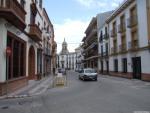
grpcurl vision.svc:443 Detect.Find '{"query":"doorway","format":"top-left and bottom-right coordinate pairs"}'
top-left (101, 61), bottom-right (103, 73)
top-left (132, 57), bottom-right (141, 79)
top-left (28, 46), bottom-right (35, 80)
top-left (106, 61), bottom-right (109, 74)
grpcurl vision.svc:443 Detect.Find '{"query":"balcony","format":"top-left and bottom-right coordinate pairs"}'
top-left (111, 47), bottom-right (117, 55)
top-left (127, 15), bottom-right (138, 28)
top-left (103, 34), bottom-right (109, 40)
top-left (103, 51), bottom-right (109, 57)
top-left (119, 44), bottom-right (127, 53)
top-left (52, 43), bottom-right (57, 53)
top-left (86, 28), bottom-right (97, 41)
top-left (85, 41), bottom-right (98, 52)
top-left (44, 48), bottom-right (51, 56)
top-left (110, 28), bottom-right (117, 37)
top-left (128, 40), bottom-right (139, 51)
top-left (111, 47), bottom-right (114, 54)
top-left (118, 23), bottom-right (126, 33)
top-left (0, 0), bottom-right (26, 31)
top-left (28, 24), bottom-right (42, 42)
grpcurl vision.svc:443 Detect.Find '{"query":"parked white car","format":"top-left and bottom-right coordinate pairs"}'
top-left (79, 68), bottom-right (98, 81)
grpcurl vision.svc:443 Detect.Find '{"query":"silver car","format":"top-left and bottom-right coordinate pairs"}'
top-left (79, 68), bottom-right (98, 81)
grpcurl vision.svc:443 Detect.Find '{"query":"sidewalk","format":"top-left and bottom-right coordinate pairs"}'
top-left (0, 75), bottom-right (54, 99)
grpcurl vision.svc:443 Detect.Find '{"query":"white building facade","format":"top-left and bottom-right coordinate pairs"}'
top-left (106, 0), bottom-right (150, 81)
top-left (57, 39), bottom-right (77, 70)
top-left (75, 46), bottom-right (84, 70)
top-left (97, 12), bottom-right (113, 74)
top-left (0, 0), bottom-right (56, 95)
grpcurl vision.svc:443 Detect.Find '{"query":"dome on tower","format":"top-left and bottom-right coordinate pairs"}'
top-left (60, 38), bottom-right (69, 55)
top-left (62, 38), bottom-right (67, 45)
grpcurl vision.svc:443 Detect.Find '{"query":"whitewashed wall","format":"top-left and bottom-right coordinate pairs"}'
top-left (109, 0), bottom-right (150, 74)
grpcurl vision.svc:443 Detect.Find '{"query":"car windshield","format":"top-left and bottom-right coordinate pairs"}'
top-left (85, 69), bottom-right (96, 73)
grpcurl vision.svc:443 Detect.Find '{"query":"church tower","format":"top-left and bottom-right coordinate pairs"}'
top-left (60, 38), bottom-right (69, 55)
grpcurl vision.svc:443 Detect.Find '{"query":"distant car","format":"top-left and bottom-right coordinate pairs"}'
top-left (58, 68), bottom-right (62, 73)
top-left (57, 68), bottom-right (66, 75)
top-left (75, 68), bottom-right (79, 72)
top-left (78, 68), bottom-right (83, 73)
top-left (61, 68), bottom-right (66, 75)
top-left (79, 68), bottom-right (97, 81)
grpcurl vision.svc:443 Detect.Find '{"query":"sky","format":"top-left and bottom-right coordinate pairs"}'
top-left (44, 0), bottom-right (124, 53)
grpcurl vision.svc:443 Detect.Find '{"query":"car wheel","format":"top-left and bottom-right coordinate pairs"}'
top-left (95, 78), bottom-right (97, 81)
top-left (78, 75), bottom-right (81, 80)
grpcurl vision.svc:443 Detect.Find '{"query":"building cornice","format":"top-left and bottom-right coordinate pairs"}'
top-left (43, 8), bottom-right (53, 27)
top-left (106, 0), bottom-right (135, 23)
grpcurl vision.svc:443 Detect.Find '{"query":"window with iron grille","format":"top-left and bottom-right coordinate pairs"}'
top-left (105, 43), bottom-right (108, 56)
top-left (101, 45), bottom-right (103, 57)
top-left (20, 0), bottom-right (26, 9)
top-left (39, 0), bottom-right (42, 8)
top-left (99, 31), bottom-right (103, 42)
top-left (7, 34), bottom-right (26, 80)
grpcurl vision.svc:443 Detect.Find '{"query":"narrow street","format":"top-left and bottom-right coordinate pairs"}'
top-left (0, 71), bottom-right (150, 113)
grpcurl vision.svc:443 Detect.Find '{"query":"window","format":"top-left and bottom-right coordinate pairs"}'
top-left (47, 25), bottom-right (49, 33)
top-left (13, 40), bottom-right (20, 78)
top-left (20, 44), bottom-right (25, 76)
top-left (37, 50), bottom-right (42, 74)
top-left (44, 22), bottom-right (46, 30)
top-left (114, 59), bottom-right (118, 72)
top-left (131, 30), bottom-right (138, 47)
top-left (39, 0), bottom-right (42, 8)
top-left (122, 58), bottom-right (127, 73)
top-left (7, 33), bottom-right (26, 80)
top-left (20, 0), bottom-right (25, 9)
top-left (99, 31), bottom-right (103, 42)
top-left (105, 43), bottom-right (108, 56)
top-left (101, 45), bottom-right (103, 57)
top-left (101, 61), bottom-right (103, 73)
top-left (105, 27), bottom-right (107, 35)
top-left (120, 15), bottom-right (125, 25)
top-left (35, 0), bottom-right (38, 4)
top-left (130, 6), bottom-right (137, 17)
top-left (7, 37), bottom-right (12, 80)
top-left (113, 21), bottom-right (117, 33)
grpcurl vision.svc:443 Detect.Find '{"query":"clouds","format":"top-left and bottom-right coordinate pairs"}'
top-left (75, 0), bottom-right (95, 7)
top-left (51, 0), bottom-right (125, 53)
top-left (75, 0), bottom-right (124, 10)
top-left (54, 19), bottom-right (89, 53)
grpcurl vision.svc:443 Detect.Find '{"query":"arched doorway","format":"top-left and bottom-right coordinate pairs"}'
top-left (28, 46), bottom-right (35, 80)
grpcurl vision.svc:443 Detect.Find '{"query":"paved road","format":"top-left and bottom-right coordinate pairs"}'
top-left (0, 71), bottom-right (150, 113)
